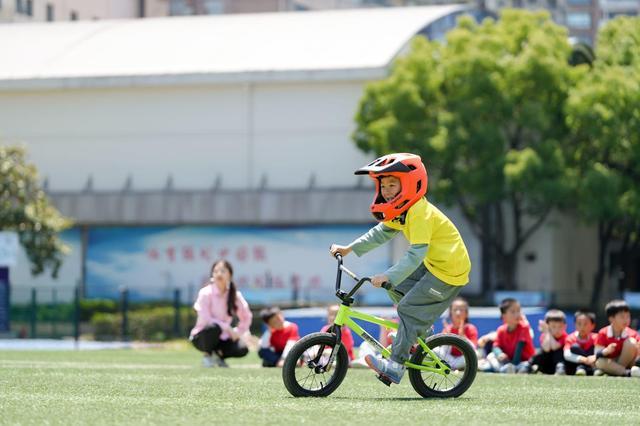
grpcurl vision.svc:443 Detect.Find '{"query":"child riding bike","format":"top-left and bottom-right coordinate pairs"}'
top-left (330, 153), bottom-right (471, 385)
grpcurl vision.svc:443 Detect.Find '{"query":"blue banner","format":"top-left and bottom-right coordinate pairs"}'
top-left (86, 225), bottom-right (391, 305)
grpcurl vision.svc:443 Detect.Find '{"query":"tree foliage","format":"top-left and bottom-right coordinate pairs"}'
top-left (0, 145), bottom-right (72, 277)
top-left (565, 16), bottom-right (640, 306)
top-left (354, 10), bottom-right (578, 289)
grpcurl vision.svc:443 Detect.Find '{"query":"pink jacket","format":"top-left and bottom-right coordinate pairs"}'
top-left (190, 284), bottom-right (253, 340)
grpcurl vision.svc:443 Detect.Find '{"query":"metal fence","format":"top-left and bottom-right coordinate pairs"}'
top-left (7, 286), bottom-right (193, 341)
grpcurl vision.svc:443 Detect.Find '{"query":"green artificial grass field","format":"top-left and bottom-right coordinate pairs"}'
top-left (1, 346), bottom-right (639, 425)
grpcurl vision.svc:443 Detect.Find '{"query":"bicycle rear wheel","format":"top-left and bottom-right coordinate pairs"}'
top-left (408, 334), bottom-right (477, 398)
top-left (282, 332), bottom-right (349, 397)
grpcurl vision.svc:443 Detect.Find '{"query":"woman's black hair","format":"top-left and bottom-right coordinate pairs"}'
top-left (210, 259), bottom-right (237, 317)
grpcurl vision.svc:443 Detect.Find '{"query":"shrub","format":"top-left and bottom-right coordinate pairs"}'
top-left (91, 307), bottom-right (194, 341)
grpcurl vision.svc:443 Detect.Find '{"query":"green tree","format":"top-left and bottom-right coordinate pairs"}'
top-left (354, 10), bottom-right (577, 290)
top-left (565, 16), bottom-right (640, 308)
top-left (0, 145), bottom-right (72, 277)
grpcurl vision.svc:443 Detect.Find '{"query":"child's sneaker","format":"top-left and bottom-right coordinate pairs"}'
top-left (555, 363), bottom-right (566, 376)
top-left (630, 366), bottom-right (640, 378)
top-left (202, 355), bottom-right (215, 368)
top-left (487, 353), bottom-right (502, 372)
top-left (516, 361), bottom-right (531, 374)
top-left (593, 368), bottom-right (604, 376)
top-left (364, 355), bottom-right (405, 384)
top-left (575, 365), bottom-right (587, 376)
top-left (478, 358), bottom-right (492, 372)
top-left (499, 363), bottom-right (516, 374)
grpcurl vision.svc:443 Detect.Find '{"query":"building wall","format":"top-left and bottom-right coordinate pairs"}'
top-left (0, 81), bottom-right (371, 191)
top-left (550, 213), bottom-right (600, 306)
top-left (513, 212), bottom-right (598, 307)
top-left (0, 0), bottom-right (139, 22)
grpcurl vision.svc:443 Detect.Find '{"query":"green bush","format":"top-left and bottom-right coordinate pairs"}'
top-left (10, 298), bottom-right (119, 323)
top-left (79, 299), bottom-right (118, 321)
top-left (91, 307), bottom-right (194, 341)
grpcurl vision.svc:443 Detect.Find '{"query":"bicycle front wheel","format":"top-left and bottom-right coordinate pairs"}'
top-left (282, 332), bottom-right (349, 397)
top-left (408, 334), bottom-right (477, 398)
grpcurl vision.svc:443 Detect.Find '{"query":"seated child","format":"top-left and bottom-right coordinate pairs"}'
top-left (441, 297), bottom-right (478, 370)
top-left (563, 310), bottom-right (597, 376)
top-left (594, 300), bottom-right (640, 377)
top-left (353, 313), bottom-right (398, 368)
top-left (320, 304), bottom-right (355, 362)
top-left (258, 307), bottom-right (300, 367)
top-left (528, 309), bottom-right (568, 375)
top-left (482, 298), bottom-right (535, 374)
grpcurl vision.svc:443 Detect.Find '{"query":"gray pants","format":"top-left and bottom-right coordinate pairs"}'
top-left (387, 264), bottom-right (463, 364)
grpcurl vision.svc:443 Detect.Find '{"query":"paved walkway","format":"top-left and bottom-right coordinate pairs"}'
top-left (0, 339), bottom-right (136, 351)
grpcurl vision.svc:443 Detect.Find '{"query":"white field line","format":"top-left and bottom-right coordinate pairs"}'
top-left (0, 360), bottom-right (263, 370)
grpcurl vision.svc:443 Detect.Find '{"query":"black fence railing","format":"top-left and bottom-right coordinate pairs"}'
top-left (8, 286), bottom-right (197, 342)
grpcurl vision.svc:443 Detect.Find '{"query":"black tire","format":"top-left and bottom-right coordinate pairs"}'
top-left (408, 334), bottom-right (477, 398)
top-left (282, 332), bottom-right (349, 397)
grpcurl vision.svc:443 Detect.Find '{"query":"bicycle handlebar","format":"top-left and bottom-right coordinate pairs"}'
top-left (332, 253), bottom-right (401, 302)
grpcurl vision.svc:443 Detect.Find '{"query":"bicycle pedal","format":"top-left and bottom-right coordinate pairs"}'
top-left (376, 374), bottom-right (392, 387)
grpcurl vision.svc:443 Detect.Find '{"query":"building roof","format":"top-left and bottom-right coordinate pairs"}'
top-left (0, 5), bottom-right (466, 90)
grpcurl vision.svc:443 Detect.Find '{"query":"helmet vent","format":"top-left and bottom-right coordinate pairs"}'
top-left (407, 165), bottom-right (416, 170)
top-left (416, 180), bottom-right (422, 191)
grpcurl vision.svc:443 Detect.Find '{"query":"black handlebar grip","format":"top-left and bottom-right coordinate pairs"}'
top-left (381, 282), bottom-right (393, 291)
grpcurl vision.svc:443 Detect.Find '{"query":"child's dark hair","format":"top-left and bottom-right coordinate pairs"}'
top-left (574, 310), bottom-right (596, 324)
top-left (499, 298), bottom-right (519, 315)
top-left (544, 309), bottom-right (566, 324)
top-left (450, 297), bottom-right (470, 323)
top-left (260, 306), bottom-right (281, 324)
top-left (605, 300), bottom-right (630, 318)
top-left (210, 259), bottom-right (237, 317)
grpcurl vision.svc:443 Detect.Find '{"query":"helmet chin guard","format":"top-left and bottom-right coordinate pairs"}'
top-left (355, 153), bottom-right (428, 222)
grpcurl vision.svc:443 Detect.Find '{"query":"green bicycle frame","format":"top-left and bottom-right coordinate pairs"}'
top-left (333, 304), bottom-right (451, 374)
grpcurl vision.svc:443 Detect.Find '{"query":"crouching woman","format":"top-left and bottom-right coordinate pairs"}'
top-left (190, 259), bottom-right (252, 367)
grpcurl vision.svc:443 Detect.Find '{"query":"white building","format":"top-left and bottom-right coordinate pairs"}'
top-left (0, 0), bottom-right (144, 22)
top-left (0, 6), bottom-right (603, 307)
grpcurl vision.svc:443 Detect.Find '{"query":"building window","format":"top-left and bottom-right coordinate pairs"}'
top-left (46, 3), bottom-right (54, 21)
top-left (26, 0), bottom-right (32, 15)
top-left (567, 12), bottom-right (591, 29)
top-left (169, 0), bottom-right (223, 16)
top-left (70, 10), bottom-right (78, 20)
top-left (567, 0), bottom-right (590, 5)
top-left (608, 11), bottom-right (638, 18)
top-left (15, 0), bottom-right (23, 13)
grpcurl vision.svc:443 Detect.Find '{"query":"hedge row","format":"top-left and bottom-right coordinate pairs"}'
top-left (91, 307), bottom-right (195, 341)
top-left (10, 299), bottom-right (119, 322)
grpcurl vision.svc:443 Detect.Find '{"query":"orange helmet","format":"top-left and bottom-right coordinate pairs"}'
top-left (355, 153), bottom-right (428, 222)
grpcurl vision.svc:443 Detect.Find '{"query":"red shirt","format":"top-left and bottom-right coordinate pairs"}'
top-left (596, 326), bottom-right (639, 359)
top-left (443, 323), bottom-right (478, 356)
top-left (538, 330), bottom-right (568, 350)
top-left (564, 331), bottom-right (597, 353)
top-left (321, 324), bottom-right (355, 360)
top-left (495, 321), bottom-right (535, 362)
top-left (270, 321), bottom-right (300, 353)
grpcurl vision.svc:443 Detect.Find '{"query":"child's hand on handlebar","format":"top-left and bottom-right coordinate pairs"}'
top-left (371, 274), bottom-right (389, 288)
top-left (330, 244), bottom-right (352, 257)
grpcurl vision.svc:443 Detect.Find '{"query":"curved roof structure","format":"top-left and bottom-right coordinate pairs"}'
top-left (0, 5), bottom-right (467, 90)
